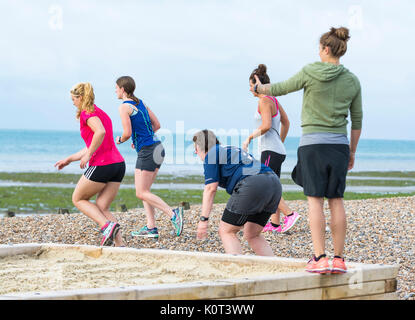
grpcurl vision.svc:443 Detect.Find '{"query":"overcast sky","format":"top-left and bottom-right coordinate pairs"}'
top-left (1, 0), bottom-right (414, 140)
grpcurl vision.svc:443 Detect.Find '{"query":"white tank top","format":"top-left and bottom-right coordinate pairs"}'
top-left (254, 96), bottom-right (286, 155)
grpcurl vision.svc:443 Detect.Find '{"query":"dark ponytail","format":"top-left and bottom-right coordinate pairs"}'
top-left (116, 76), bottom-right (140, 103)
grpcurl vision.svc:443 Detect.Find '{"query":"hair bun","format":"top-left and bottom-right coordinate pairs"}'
top-left (330, 27), bottom-right (350, 42)
top-left (257, 64), bottom-right (267, 74)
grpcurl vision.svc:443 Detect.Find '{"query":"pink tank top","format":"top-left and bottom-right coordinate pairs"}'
top-left (80, 105), bottom-right (124, 166)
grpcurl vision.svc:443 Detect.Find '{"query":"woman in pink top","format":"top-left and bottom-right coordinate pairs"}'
top-left (55, 82), bottom-right (126, 247)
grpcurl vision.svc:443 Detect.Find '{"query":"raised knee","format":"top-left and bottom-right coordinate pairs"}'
top-left (136, 190), bottom-right (145, 200)
top-left (72, 193), bottom-right (79, 206)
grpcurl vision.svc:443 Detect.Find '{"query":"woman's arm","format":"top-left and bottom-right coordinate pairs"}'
top-left (116, 104), bottom-right (132, 144)
top-left (348, 82), bottom-right (362, 171)
top-left (144, 103), bottom-right (161, 133)
top-left (80, 116), bottom-right (106, 169)
top-left (252, 69), bottom-right (307, 96)
top-left (348, 129), bottom-right (361, 170)
top-left (242, 98), bottom-right (273, 151)
top-left (278, 103), bottom-right (290, 143)
top-left (197, 182), bottom-right (218, 240)
top-left (54, 147), bottom-right (88, 170)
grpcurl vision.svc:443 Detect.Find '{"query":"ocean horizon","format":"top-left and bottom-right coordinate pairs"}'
top-left (2, 129), bottom-right (415, 175)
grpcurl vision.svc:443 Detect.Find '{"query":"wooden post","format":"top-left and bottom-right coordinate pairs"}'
top-left (180, 202), bottom-right (190, 210)
top-left (6, 211), bottom-right (15, 217)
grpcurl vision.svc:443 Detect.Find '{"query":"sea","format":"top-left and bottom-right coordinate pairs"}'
top-left (1, 129), bottom-right (414, 175)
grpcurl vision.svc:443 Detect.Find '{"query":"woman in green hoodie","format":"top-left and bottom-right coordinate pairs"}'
top-left (251, 27), bottom-right (362, 274)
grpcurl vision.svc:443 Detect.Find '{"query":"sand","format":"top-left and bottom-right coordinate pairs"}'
top-left (0, 246), bottom-right (303, 296)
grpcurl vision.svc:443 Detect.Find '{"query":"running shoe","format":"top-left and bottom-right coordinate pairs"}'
top-left (171, 207), bottom-right (184, 236)
top-left (306, 255), bottom-right (330, 274)
top-left (331, 257), bottom-right (347, 274)
top-left (281, 211), bottom-right (300, 233)
top-left (100, 221), bottom-right (120, 246)
top-left (131, 226), bottom-right (159, 238)
top-left (263, 222), bottom-right (282, 233)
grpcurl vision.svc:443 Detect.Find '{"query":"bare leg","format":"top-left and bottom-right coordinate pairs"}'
top-left (135, 169), bottom-right (174, 221)
top-left (138, 170), bottom-right (158, 229)
top-left (307, 196), bottom-right (326, 257)
top-left (96, 182), bottom-right (126, 247)
top-left (328, 198), bottom-right (347, 257)
top-left (244, 222), bottom-right (274, 256)
top-left (72, 175), bottom-right (108, 228)
top-left (218, 221), bottom-right (244, 255)
top-left (143, 202), bottom-right (157, 229)
top-left (270, 197), bottom-right (292, 224)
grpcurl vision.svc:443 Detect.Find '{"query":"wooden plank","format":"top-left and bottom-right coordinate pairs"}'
top-left (0, 243), bottom-right (42, 258)
top-left (136, 281), bottom-right (236, 300)
top-left (4, 287), bottom-right (138, 300)
top-left (341, 292), bottom-right (398, 300)
top-left (322, 280), bottom-right (385, 300)
top-left (225, 287), bottom-right (324, 300)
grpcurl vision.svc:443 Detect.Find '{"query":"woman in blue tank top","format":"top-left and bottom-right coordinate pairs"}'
top-left (115, 76), bottom-right (183, 239)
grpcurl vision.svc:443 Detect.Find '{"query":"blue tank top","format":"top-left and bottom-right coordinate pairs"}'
top-left (123, 100), bottom-right (159, 152)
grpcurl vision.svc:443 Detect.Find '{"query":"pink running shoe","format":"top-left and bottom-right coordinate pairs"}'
top-left (281, 211), bottom-right (300, 233)
top-left (263, 222), bottom-right (282, 233)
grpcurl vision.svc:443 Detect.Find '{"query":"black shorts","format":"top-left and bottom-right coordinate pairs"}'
top-left (261, 151), bottom-right (286, 178)
top-left (136, 141), bottom-right (165, 172)
top-left (222, 209), bottom-right (272, 227)
top-left (291, 144), bottom-right (349, 199)
top-left (222, 172), bottom-right (281, 227)
top-left (84, 161), bottom-right (126, 183)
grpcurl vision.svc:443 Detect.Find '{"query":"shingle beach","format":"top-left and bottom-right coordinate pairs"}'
top-left (1, 197), bottom-right (414, 300)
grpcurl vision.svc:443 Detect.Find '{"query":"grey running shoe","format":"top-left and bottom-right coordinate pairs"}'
top-left (131, 226), bottom-right (159, 238)
top-left (171, 207), bottom-right (184, 236)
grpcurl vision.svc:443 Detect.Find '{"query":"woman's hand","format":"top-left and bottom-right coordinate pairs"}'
top-left (250, 75), bottom-right (263, 94)
top-left (80, 153), bottom-right (91, 169)
top-left (115, 136), bottom-right (122, 145)
top-left (54, 158), bottom-right (70, 170)
top-left (348, 152), bottom-right (355, 171)
top-left (197, 221), bottom-right (208, 240)
top-left (242, 137), bottom-right (251, 152)
top-left (131, 143), bottom-right (135, 150)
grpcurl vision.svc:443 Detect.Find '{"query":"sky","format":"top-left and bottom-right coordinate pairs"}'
top-left (0, 0), bottom-right (414, 140)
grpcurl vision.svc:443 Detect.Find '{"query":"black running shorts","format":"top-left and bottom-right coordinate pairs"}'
top-left (291, 144), bottom-right (349, 198)
top-left (222, 209), bottom-right (272, 227)
top-left (221, 171), bottom-right (282, 227)
top-left (84, 161), bottom-right (126, 183)
top-left (261, 150), bottom-right (286, 178)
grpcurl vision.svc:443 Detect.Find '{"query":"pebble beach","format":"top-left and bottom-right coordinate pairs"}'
top-left (0, 196), bottom-right (414, 300)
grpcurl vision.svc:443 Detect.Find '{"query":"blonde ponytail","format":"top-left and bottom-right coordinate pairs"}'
top-left (70, 82), bottom-right (96, 119)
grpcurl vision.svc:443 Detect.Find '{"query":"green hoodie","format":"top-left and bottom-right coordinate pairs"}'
top-left (269, 62), bottom-right (362, 135)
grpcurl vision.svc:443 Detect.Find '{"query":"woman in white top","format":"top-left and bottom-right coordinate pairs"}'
top-left (243, 64), bottom-right (300, 233)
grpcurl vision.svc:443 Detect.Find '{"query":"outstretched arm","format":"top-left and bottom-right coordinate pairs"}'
top-left (197, 182), bottom-right (218, 240)
top-left (251, 69), bottom-right (307, 96)
top-left (55, 147), bottom-right (88, 170)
